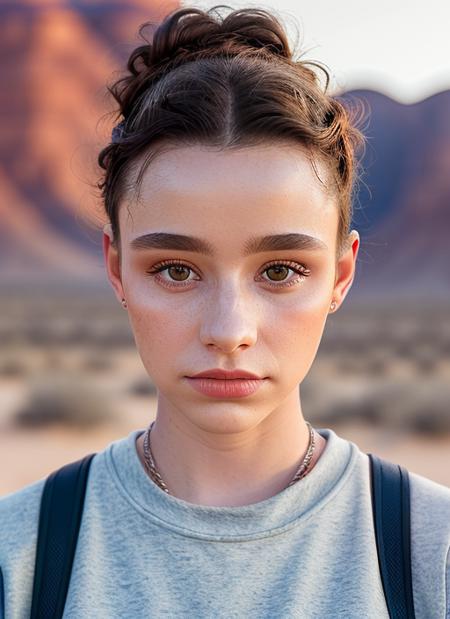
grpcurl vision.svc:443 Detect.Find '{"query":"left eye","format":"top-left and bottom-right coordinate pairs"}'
top-left (145, 260), bottom-right (311, 288)
top-left (258, 261), bottom-right (311, 287)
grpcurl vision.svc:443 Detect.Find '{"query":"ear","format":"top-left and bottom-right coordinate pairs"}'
top-left (331, 230), bottom-right (360, 310)
top-left (103, 223), bottom-right (125, 304)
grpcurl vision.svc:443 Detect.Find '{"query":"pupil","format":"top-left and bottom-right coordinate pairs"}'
top-left (269, 266), bottom-right (288, 281)
top-left (170, 266), bottom-right (189, 281)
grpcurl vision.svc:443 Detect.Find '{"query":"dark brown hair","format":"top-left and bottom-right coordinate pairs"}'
top-left (97, 5), bottom-right (365, 258)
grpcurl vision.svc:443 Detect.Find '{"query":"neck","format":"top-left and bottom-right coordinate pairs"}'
top-left (135, 393), bottom-right (327, 507)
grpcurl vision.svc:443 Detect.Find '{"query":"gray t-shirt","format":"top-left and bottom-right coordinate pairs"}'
top-left (1, 427), bottom-right (449, 618)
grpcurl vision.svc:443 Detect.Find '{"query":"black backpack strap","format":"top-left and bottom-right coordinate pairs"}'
top-left (368, 453), bottom-right (416, 619)
top-left (30, 453), bottom-right (97, 619)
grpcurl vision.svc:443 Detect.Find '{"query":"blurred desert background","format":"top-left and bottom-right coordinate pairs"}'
top-left (0, 0), bottom-right (449, 495)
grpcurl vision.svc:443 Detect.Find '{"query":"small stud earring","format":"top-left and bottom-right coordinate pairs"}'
top-left (330, 300), bottom-right (337, 312)
top-left (121, 298), bottom-right (128, 309)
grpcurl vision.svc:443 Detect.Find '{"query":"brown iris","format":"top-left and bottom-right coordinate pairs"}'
top-left (266, 265), bottom-right (290, 281)
top-left (168, 265), bottom-right (190, 281)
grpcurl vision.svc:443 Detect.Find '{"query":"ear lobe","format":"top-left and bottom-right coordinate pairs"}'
top-left (103, 222), bottom-right (113, 240)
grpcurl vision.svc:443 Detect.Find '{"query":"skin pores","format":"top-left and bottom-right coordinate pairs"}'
top-left (104, 143), bottom-right (359, 505)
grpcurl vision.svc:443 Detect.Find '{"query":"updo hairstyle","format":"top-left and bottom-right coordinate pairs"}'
top-left (97, 5), bottom-right (365, 259)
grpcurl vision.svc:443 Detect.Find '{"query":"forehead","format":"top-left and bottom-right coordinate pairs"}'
top-left (119, 143), bottom-right (338, 250)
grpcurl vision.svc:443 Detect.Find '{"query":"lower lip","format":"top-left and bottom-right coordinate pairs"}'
top-left (185, 377), bottom-right (266, 398)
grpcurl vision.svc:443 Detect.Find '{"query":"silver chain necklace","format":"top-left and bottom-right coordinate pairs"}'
top-left (142, 420), bottom-right (316, 495)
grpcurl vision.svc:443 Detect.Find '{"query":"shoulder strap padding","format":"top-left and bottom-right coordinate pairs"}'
top-left (30, 453), bottom-right (96, 619)
top-left (368, 452), bottom-right (416, 619)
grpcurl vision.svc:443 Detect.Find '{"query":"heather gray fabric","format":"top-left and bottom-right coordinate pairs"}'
top-left (1, 427), bottom-right (449, 618)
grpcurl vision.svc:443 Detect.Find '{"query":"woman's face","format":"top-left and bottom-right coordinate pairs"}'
top-left (104, 143), bottom-right (359, 433)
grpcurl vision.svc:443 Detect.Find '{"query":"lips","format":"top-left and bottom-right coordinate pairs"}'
top-left (185, 375), bottom-right (266, 398)
top-left (188, 368), bottom-right (263, 380)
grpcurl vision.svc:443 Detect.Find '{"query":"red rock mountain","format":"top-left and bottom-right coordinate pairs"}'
top-left (0, 1), bottom-right (178, 286)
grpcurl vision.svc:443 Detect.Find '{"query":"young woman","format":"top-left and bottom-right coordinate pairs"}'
top-left (1, 5), bottom-right (449, 618)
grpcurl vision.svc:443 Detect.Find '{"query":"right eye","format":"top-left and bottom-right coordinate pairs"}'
top-left (145, 260), bottom-right (200, 288)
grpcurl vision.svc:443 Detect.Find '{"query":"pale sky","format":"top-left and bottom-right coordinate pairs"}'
top-left (183, 0), bottom-right (450, 103)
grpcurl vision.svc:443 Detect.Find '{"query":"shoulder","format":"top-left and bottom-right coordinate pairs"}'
top-left (407, 470), bottom-right (450, 616)
top-left (408, 469), bottom-right (450, 562)
top-left (0, 452), bottom-right (103, 617)
top-left (0, 450), bottom-right (102, 558)
top-left (408, 470), bottom-right (450, 535)
top-left (0, 477), bottom-right (46, 611)
top-left (0, 478), bottom-right (48, 617)
top-left (0, 477), bottom-right (46, 561)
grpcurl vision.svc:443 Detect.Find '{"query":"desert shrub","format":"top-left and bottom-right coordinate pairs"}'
top-left (411, 409), bottom-right (450, 436)
top-left (335, 356), bottom-right (359, 374)
top-left (365, 378), bottom-right (450, 435)
top-left (0, 358), bottom-right (27, 377)
top-left (13, 372), bottom-right (116, 429)
top-left (302, 374), bottom-right (450, 435)
top-left (365, 355), bottom-right (389, 376)
top-left (80, 353), bottom-right (114, 372)
top-left (414, 349), bottom-right (438, 374)
top-left (128, 377), bottom-right (157, 397)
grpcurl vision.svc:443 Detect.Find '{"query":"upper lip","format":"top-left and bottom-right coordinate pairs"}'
top-left (188, 368), bottom-right (264, 380)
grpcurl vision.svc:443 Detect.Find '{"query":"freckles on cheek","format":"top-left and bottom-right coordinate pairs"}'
top-left (128, 288), bottom-right (196, 344)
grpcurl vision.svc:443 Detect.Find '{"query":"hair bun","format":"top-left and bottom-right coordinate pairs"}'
top-left (152, 6), bottom-right (292, 61)
top-left (116, 6), bottom-right (292, 117)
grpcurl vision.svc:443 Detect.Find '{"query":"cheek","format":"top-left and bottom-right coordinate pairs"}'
top-left (265, 294), bottom-right (330, 371)
top-left (129, 303), bottom-right (189, 348)
top-left (126, 292), bottom-right (195, 379)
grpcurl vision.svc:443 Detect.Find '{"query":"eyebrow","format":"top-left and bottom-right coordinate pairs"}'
top-left (130, 232), bottom-right (328, 255)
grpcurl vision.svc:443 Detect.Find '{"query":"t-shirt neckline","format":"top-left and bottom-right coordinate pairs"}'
top-left (105, 426), bottom-right (358, 541)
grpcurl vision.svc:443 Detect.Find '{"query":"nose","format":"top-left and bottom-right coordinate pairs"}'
top-left (199, 282), bottom-right (258, 353)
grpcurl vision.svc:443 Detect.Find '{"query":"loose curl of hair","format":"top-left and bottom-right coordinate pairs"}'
top-left (97, 5), bottom-right (366, 259)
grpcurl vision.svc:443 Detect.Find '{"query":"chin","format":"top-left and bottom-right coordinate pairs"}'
top-left (182, 407), bottom-right (264, 435)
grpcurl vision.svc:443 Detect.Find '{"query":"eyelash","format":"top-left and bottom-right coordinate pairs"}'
top-left (145, 259), bottom-right (311, 289)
